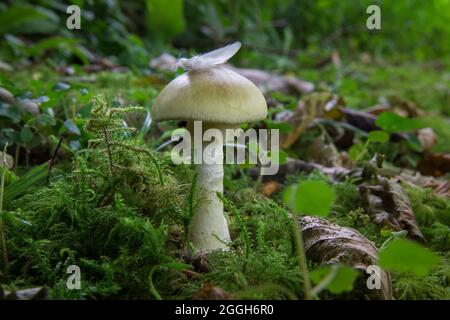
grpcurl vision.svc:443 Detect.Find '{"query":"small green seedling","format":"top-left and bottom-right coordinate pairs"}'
top-left (283, 179), bottom-right (341, 299)
top-left (310, 264), bottom-right (359, 295)
top-left (379, 238), bottom-right (440, 276)
top-left (349, 130), bottom-right (389, 162)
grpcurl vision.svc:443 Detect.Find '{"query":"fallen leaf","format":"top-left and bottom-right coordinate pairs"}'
top-left (308, 136), bottom-right (342, 167)
top-left (395, 170), bottom-right (450, 197)
top-left (299, 216), bottom-right (393, 299)
top-left (193, 283), bottom-right (233, 300)
top-left (342, 109), bottom-right (406, 142)
top-left (280, 92), bottom-right (344, 149)
top-left (417, 153), bottom-right (450, 177)
top-left (261, 180), bottom-right (281, 197)
top-left (359, 177), bottom-right (425, 242)
top-left (433, 181), bottom-right (450, 197)
top-left (365, 96), bottom-right (425, 118)
top-left (183, 250), bottom-right (210, 273)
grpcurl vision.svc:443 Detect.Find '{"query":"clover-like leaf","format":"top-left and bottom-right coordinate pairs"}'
top-left (379, 238), bottom-right (440, 276)
top-left (284, 180), bottom-right (335, 217)
top-left (368, 130), bottom-right (389, 143)
top-left (310, 265), bottom-right (359, 294)
top-left (375, 112), bottom-right (422, 133)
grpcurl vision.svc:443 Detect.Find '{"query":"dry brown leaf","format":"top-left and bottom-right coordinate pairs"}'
top-left (193, 283), bottom-right (233, 300)
top-left (433, 181), bottom-right (450, 197)
top-left (261, 180), bottom-right (281, 197)
top-left (396, 171), bottom-right (450, 197)
top-left (342, 108), bottom-right (407, 143)
top-left (418, 153), bottom-right (450, 177)
top-left (365, 97), bottom-right (425, 118)
top-left (183, 250), bottom-right (210, 273)
top-left (280, 92), bottom-right (344, 149)
top-left (359, 177), bottom-right (424, 242)
top-left (308, 136), bottom-right (342, 167)
top-left (300, 216), bottom-right (393, 300)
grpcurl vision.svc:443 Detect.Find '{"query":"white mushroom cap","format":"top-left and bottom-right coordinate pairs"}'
top-left (152, 66), bottom-right (267, 124)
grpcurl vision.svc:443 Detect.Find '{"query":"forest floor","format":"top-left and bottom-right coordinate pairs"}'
top-left (0, 53), bottom-right (449, 300)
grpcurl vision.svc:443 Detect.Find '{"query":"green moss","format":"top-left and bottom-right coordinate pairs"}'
top-left (3, 98), bottom-right (190, 299)
top-left (392, 253), bottom-right (450, 300)
top-left (405, 184), bottom-right (450, 252)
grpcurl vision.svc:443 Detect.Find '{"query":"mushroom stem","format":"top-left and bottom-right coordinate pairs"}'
top-left (188, 121), bottom-right (236, 251)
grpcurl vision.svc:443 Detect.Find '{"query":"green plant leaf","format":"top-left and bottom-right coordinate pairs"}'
top-left (310, 265), bottom-right (359, 294)
top-left (348, 143), bottom-right (364, 161)
top-left (368, 130), bottom-right (389, 143)
top-left (284, 180), bottom-right (336, 216)
top-left (27, 37), bottom-right (79, 56)
top-left (379, 238), bottom-right (440, 276)
top-left (375, 112), bottom-right (423, 133)
top-left (0, 105), bottom-right (21, 123)
top-left (405, 133), bottom-right (423, 152)
top-left (20, 125), bottom-right (33, 143)
top-left (3, 162), bottom-right (48, 203)
top-left (0, 74), bottom-right (19, 93)
top-left (267, 150), bottom-right (288, 165)
top-left (36, 114), bottom-right (56, 127)
top-left (282, 185), bottom-right (296, 209)
top-left (0, 5), bottom-right (59, 35)
top-left (266, 121), bottom-right (293, 133)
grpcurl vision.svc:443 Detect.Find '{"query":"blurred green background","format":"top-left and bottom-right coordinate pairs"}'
top-left (1, 0), bottom-right (449, 69)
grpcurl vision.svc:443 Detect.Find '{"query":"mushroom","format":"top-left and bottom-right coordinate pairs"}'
top-left (152, 46), bottom-right (267, 251)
